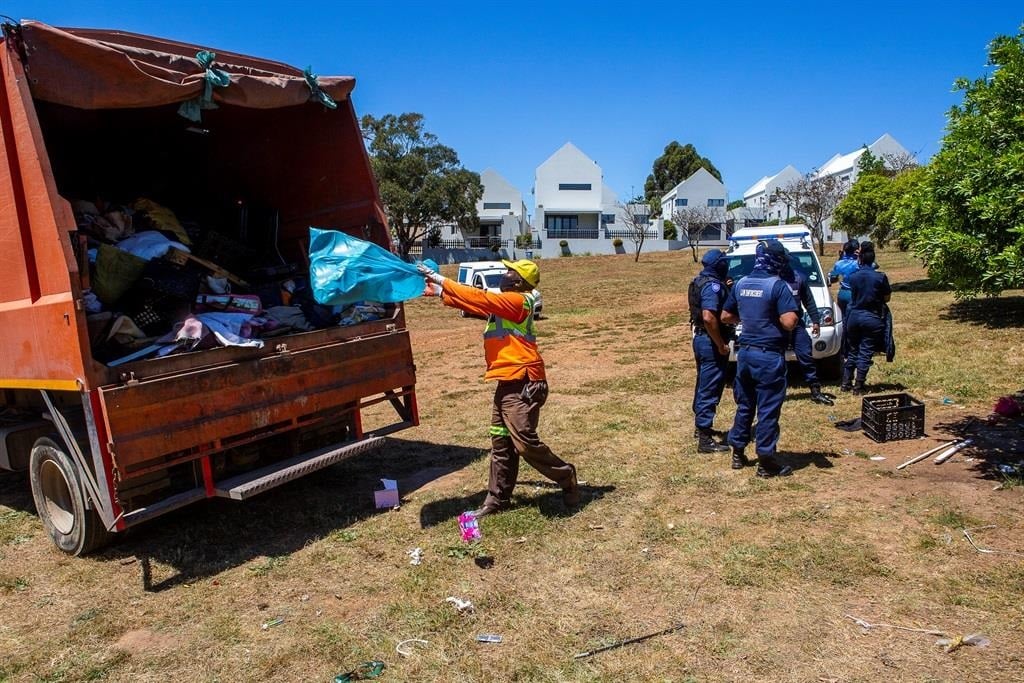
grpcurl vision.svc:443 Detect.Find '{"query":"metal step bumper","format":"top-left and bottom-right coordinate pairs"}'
top-left (214, 436), bottom-right (385, 501)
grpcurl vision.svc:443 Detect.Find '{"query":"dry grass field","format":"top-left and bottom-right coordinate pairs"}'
top-left (2, 248), bottom-right (1023, 682)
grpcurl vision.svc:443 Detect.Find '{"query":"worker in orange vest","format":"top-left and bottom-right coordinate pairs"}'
top-left (418, 259), bottom-right (580, 516)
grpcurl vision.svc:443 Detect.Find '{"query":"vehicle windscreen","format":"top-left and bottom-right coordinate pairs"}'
top-left (483, 273), bottom-right (504, 288)
top-left (726, 252), bottom-right (825, 287)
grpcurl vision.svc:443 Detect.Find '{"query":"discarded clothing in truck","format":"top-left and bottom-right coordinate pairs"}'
top-left (339, 302), bottom-right (387, 326)
top-left (117, 231), bottom-right (190, 261)
top-left (195, 294), bottom-right (262, 315)
top-left (133, 198), bottom-right (192, 245)
top-left (156, 312), bottom-right (264, 356)
top-left (93, 244), bottom-right (147, 305)
top-left (264, 306), bottom-right (315, 332)
top-left (308, 228), bottom-right (437, 306)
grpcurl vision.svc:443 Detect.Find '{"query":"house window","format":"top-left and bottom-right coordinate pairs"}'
top-left (601, 213), bottom-right (615, 224)
top-left (675, 198), bottom-right (688, 207)
top-left (546, 215), bottom-right (578, 231)
top-left (707, 199), bottom-right (725, 207)
top-left (483, 202), bottom-right (511, 210)
top-left (558, 183), bottom-right (592, 191)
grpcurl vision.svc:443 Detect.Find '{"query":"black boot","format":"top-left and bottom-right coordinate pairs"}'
top-left (697, 428), bottom-right (729, 453)
top-left (840, 368), bottom-right (853, 392)
top-left (853, 380), bottom-right (868, 396)
top-left (756, 455), bottom-right (793, 478)
top-left (731, 447), bottom-right (750, 469)
top-left (809, 384), bottom-right (835, 405)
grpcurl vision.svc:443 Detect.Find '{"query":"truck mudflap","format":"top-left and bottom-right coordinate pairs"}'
top-left (96, 331), bottom-right (416, 481)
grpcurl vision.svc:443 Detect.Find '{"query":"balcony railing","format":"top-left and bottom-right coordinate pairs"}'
top-left (545, 227), bottom-right (599, 239)
top-left (603, 228), bottom-right (660, 239)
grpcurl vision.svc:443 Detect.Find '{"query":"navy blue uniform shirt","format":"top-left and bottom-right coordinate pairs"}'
top-left (847, 266), bottom-right (891, 315)
top-left (724, 268), bottom-right (798, 352)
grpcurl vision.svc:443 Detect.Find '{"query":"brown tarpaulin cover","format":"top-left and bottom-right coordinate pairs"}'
top-left (18, 20), bottom-right (355, 110)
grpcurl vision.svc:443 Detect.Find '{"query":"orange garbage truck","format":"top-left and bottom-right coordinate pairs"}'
top-left (0, 21), bottom-right (418, 554)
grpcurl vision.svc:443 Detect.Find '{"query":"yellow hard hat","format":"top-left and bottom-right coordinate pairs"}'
top-left (501, 259), bottom-right (540, 287)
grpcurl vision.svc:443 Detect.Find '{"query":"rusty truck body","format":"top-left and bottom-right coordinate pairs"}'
top-left (0, 21), bottom-right (418, 554)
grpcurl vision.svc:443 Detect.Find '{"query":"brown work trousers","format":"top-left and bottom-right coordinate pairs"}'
top-left (484, 378), bottom-right (575, 509)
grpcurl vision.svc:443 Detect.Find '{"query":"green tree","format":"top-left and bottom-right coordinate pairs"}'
top-left (663, 219), bottom-right (677, 240)
top-left (727, 199), bottom-right (745, 210)
top-left (856, 147), bottom-right (887, 176)
top-left (644, 142), bottom-right (722, 213)
top-left (361, 113), bottom-right (483, 256)
top-left (835, 167), bottom-right (928, 248)
top-left (896, 28), bottom-right (1024, 296)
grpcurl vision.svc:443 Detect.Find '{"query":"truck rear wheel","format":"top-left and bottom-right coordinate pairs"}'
top-left (29, 437), bottom-right (110, 555)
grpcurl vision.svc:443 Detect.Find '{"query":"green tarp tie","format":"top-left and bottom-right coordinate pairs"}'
top-left (304, 66), bottom-right (338, 110)
top-left (178, 50), bottom-right (230, 122)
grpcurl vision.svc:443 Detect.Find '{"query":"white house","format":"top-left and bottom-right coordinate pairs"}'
top-left (448, 168), bottom-right (529, 249)
top-left (814, 133), bottom-right (913, 241)
top-left (660, 167), bottom-right (730, 245)
top-left (742, 164), bottom-right (802, 224)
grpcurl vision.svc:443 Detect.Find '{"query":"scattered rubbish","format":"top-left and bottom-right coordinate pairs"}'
top-left (996, 462), bottom-right (1023, 475)
top-left (896, 441), bottom-right (954, 470)
top-left (374, 478), bottom-right (400, 509)
top-left (260, 617), bottom-right (285, 630)
top-left (473, 556), bottom-right (495, 569)
top-left (936, 634), bottom-right (991, 653)
top-left (574, 622), bottom-right (686, 659)
top-left (334, 660), bottom-right (386, 682)
top-left (458, 512), bottom-right (481, 542)
top-left (962, 526), bottom-right (1024, 558)
top-left (407, 547), bottom-right (424, 566)
top-left (994, 396), bottom-right (1022, 417)
top-left (587, 524), bottom-right (605, 531)
top-left (844, 614), bottom-right (945, 636)
top-left (514, 536), bottom-right (527, 544)
top-left (833, 417), bottom-right (862, 432)
top-left (396, 638), bottom-right (429, 657)
top-left (934, 439), bottom-right (974, 465)
top-left (445, 596), bottom-right (474, 614)
top-left (316, 609), bottom-right (323, 617)
top-left (640, 547), bottom-right (650, 554)
top-left (667, 523), bottom-right (676, 530)
top-left (119, 557), bottom-right (138, 566)
top-left (939, 397), bottom-right (957, 405)
top-left (476, 633), bottom-right (503, 644)
top-left (299, 594), bottom-right (310, 602)
top-left (869, 456), bottom-right (886, 461)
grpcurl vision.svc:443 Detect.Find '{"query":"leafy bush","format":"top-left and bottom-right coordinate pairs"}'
top-left (663, 220), bottom-right (677, 240)
top-left (559, 240), bottom-right (568, 248)
top-left (612, 238), bottom-right (623, 247)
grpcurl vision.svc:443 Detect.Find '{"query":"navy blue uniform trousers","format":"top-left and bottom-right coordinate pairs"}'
top-left (728, 347), bottom-right (787, 456)
top-left (792, 325), bottom-right (819, 385)
top-left (692, 333), bottom-right (728, 430)
top-left (845, 310), bottom-right (885, 379)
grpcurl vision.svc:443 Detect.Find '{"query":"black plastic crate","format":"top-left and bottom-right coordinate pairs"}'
top-left (861, 393), bottom-right (925, 443)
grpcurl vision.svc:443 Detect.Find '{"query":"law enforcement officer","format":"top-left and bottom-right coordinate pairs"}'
top-left (780, 258), bottom-right (835, 406)
top-left (842, 242), bottom-right (891, 394)
top-left (721, 240), bottom-right (800, 477)
top-left (688, 249), bottom-right (733, 453)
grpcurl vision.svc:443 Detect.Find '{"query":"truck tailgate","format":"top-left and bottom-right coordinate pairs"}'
top-left (97, 331), bottom-right (415, 478)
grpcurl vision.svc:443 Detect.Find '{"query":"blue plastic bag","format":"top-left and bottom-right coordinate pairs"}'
top-left (308, 228), bottom-right (437, 306)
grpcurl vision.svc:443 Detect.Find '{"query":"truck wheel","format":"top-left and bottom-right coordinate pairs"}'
top-left (29, 437), bottom-right (110, 555)
top-left (817, 352), bottom-right (843, 382)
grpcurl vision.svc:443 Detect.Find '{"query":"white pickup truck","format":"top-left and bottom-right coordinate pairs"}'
top-left (455, 261), bottom-right (544, 318)
top-left (724, 226), bottom-right (843, 378)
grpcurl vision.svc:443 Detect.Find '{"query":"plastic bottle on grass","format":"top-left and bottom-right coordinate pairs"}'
top-left (458, 511), bottom-right (481, 542)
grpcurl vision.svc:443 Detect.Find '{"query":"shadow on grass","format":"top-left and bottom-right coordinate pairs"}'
top-left (890, 278), bottom-right (952, 293)
top-left (0, 470), bottom-right (35, 515)
top-left (418, 482), bottom-right (616, 529)
top-left (940, 295), bottom-right (1024, 329)
top-left (935, 410), bottom-right (1024, 481)
top-left (83, 437), bottom-right (486, 593)
top-left (776, 450), bottom-right (835, 472)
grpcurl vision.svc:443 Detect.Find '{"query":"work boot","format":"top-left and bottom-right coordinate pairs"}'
top-left (840, 368), bottom-right (853, 392)
top-left (697, 428), bottom-right (730, 453)
top-left (692, 427), bottom-right (727, 440)
top-left (853, 380), bottom-right (868, 396)
top-left (562, 466), bottom-right (581, 507)
top-left (809, 384), bottom-right (835, 406)
top-left (756, 455), bottom-right (793, 478)
top-left (471, 501), bottom-right (506, 518)
top-left (731, 447), bottom-right (750, 470)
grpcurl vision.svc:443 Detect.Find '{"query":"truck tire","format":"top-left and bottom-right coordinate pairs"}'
top-left (817, 352), bottom-right (843, 382)
top-left (29, 436), bottom-right (110, 555)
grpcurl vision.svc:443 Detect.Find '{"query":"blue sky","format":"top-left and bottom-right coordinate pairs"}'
top-left (8, 1), bottom-right (1021, 213)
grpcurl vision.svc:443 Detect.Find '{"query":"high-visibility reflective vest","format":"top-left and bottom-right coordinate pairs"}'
top-left (439, 281), bottom-right (545, 382)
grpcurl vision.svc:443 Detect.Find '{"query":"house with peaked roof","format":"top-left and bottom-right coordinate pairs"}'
top-left (444, 168), bottom-right (529, 249)
top-left (660, 167), bottom-right (730, 244)
top-left (533, 142), bottom-right (683, 257)
top-left (742, 164), bottom-right (802, 224)
top-left (814, 133), bottom-right (913, 241)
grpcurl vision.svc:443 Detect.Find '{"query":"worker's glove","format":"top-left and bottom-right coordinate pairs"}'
top-left (423, 282), bottom-right (442, 298)
top-left (417, 263), bottom-right (447, 286)
top-left (811, 323), bottom-right (821, 338)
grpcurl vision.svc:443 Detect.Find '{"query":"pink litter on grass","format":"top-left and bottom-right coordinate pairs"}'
top-left (458, 512), bottom-right (481, 542)
top-left (994, 396), bottom-right (1022, 417)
